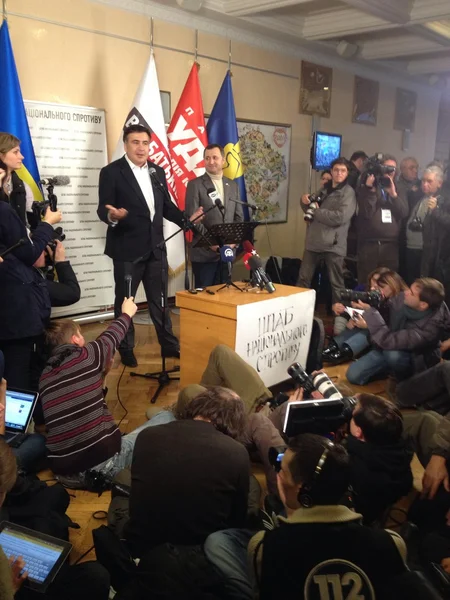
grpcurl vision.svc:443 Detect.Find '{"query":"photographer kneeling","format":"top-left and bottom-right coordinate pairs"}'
top-left (345, 277), bottom-right (449, 386)
top-left (34, 239), bottom-right (80, 308)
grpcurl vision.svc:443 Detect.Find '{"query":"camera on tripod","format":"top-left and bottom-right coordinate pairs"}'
top-left (304, 191), bottom-right (325, 223)
top-left (361, 153), bottom-right (395, 189)
top-left (339, 288), bottom-right (382, 308)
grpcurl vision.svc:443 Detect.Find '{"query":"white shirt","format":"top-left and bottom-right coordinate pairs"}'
top-left (125, 154), bottom-right (155, 220)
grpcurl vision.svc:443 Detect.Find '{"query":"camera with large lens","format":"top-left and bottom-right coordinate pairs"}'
top-left (304, 191), bottom-right (325, 223)
top-left (339, 288), bottom-right (382, 308)
top-left (408, 216), bottom-right (423, 233)
top-left (287, 362), bottom-right (343, 400)
top-left (361, 153), bottom-right (395, 189)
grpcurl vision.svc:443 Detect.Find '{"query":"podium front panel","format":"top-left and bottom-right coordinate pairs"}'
top-left (176, 284), bottom-right (315, 388)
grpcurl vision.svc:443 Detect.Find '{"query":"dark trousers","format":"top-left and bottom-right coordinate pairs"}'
top-left (16, 561), bottom-right (110, 600)
top-left (192, 261), bottom-right (227, 288)
top-left (297, 250), bottom-right (345, 304)
top-left (397, 361), bottom-right (450, 414)
top-left (405, 248), bottom-right (422, 285)
top-left (113, 257), bottom-right (178, 354)
top-left (0, 336), bottom-right (37, 390)
top-left (357, 241), bottom-right (399, 284)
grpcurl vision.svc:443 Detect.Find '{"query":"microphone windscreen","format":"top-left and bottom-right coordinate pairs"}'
top-left (54, 176), bottom-right (70, 186)
top-left (242, 240), bottom-right (254, 254)
top-left (248, 255), bottom-right (262, 270)
top-left (242, 252), bottom-right (252, 270)
top-left (220, 246), bottom-right (235, 263)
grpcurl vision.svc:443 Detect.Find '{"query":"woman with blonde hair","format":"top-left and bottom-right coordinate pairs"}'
top-left (323, 269), bottom-right (407, 364)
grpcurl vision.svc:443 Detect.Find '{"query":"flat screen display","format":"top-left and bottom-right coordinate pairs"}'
top-left (312, 131), bottom-right (342, 170)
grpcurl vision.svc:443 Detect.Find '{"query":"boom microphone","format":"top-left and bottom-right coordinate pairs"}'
top-left (0, 237), bottom-right (27, 258)
top-left (39, 176), bottom-right (70, 186)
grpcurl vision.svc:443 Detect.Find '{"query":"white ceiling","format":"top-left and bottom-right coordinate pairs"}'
top-left (171, 0), bottom-right (450, 88)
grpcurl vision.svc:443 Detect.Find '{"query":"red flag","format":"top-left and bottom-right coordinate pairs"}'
top-left (167, 63), bottom-right (207, 211)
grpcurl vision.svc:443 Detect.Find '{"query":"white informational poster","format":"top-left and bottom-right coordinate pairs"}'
top-left (24, 100), bottom-right (114, 316)
top-left (234, 290), bottom-right (316, 387)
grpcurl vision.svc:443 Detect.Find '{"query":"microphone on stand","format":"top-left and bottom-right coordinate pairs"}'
top-left (242, 241), bottom-right (276, 294)
top-left (220, 245), bottom-right (235, 278)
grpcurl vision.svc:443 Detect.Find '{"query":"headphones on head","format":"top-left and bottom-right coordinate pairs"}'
top-left (298, 439), bottom-right (335, 508)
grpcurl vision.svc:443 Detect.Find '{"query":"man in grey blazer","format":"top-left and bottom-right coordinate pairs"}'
top-left (185, 144), bottom-right (244, 288)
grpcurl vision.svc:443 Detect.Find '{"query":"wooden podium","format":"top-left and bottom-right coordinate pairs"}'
top-left (176, 283), bottom-right (307, 388)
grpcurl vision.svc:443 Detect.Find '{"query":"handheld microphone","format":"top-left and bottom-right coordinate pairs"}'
top-left (125, 274), bottom-right (132, 297)
top-left (207, 187), bottom-right (220, 204)
top-left (0, 237), bottom-right (27, 258)
top-left (39, 176), bottom-right (70, 186)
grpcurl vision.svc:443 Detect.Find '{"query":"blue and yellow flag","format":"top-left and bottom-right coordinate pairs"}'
top-left (206, 71), bottom-right (248, 218)
top-left (0, 20), bottom-right (42, 200)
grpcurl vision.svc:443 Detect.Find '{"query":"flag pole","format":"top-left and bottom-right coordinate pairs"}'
top-left (228, 40), bottom-right (232, 76)
top-left (150, 16), bottom-right (154, 49)
top-left (194, 29), bottom-right (199, 67)
top-left (2, 0), bottom-right (7, 20)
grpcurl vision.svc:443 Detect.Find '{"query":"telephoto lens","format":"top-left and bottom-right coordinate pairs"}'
top-left (311, 372), bottom-right (343, 400)
top-left (287, 362), bottom-right (315, 396)
top-left (339, 289), bottom-right (382, 308)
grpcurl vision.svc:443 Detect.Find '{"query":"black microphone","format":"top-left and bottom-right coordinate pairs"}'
top-left (39, 176), bottom-right (70, 186)
top-left (228, 197), bottom-right (259, 211)
top-left (0, 237), bottom-right (27, 258)
top-left (125, 274), bottom-right (132, 297)
top-left (214, 198), bottom-right (225, 220)
top-left (248, 255), bottom-right (276, 294)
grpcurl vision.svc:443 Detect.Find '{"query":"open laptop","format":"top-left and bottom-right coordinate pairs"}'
top-left (4, 387), bottom-right (39, 445)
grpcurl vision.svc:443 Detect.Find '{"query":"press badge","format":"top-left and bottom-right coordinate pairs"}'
top-left (381, 209), bottom-right (392, 223)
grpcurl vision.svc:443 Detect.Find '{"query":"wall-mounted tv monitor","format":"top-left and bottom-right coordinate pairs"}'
top-left (312, 131), bottom-right (342, 171)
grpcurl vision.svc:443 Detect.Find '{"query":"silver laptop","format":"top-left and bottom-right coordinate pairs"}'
top-left (4, 387), bottom-right (39, 443)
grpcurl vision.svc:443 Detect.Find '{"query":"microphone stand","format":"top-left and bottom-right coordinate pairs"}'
top-left (130, 190), bottom-right (221, 404)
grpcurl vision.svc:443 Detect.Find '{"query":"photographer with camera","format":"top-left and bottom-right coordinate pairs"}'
top-left (204, 433), bottom-right (428, 600)
top-left (33, 239), bottom-right (80, 307)
top-left (297, 158), bottom-right (356, 303)
top-left (405, 166), bottom-right (444, 284)
top-left (345, 277), bottom-right (449, 386)
top-left (356, 154), bottom-right (408, 283)
top-left (324, 270), bottom-right (407, 364)
top-left (0, 193), bottom-right (62, 390)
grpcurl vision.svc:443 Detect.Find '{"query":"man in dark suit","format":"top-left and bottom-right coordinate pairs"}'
top-left (185, 144), bottom-right (244, 288)
top-left (97, 124), bottom-right (202, 367)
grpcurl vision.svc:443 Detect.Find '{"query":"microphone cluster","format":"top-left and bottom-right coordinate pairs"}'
top-left (242, 241), bottom-right (276, 294)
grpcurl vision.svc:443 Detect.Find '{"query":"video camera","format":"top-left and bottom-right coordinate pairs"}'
top-left (268, 363), bottom-right (357, 464)
top-left (339, 288), bottom-right (382, 308)
top-left (361, 153), bottom-right (395, 189)
top-left (304, 191), bottom-right (326, 223)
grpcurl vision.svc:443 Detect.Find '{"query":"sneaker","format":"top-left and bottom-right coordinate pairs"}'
top-left (56, 472), bottom-right (87, 489)
top-left (119, 350), bottom-right (138, 368)
top-left (322, 339), bottom-right (339, 362)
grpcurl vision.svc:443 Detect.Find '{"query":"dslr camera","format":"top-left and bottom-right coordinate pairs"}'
top-left (339, 288), bottom-right (382, 308)
top-left (304, 191), bottom-right (325, 223)
top-left (361, 153), bottom-right (396, 189)
top-left (408, 216), bottom-right (423, 233)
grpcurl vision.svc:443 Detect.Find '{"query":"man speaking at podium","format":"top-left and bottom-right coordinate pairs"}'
top-left (185, 144), bottom-right (243, 288)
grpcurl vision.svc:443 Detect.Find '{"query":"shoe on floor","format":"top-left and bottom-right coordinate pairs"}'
top-left (56, 472), bottom-right (87, 489)
top-left (327, 343), bottom-right (354, 365)
top-left (322, 339), bottom-right (339, 362)
top-left (119, 350), bottom-right (138, 368)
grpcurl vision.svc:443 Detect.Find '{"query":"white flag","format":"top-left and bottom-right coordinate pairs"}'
top-left (112, 50), bottom-right (185, 274)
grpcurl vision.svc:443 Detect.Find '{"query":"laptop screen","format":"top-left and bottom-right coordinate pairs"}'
top-left (5, 388), bottom-right (38, 433)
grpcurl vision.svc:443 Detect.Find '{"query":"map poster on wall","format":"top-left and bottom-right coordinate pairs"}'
top-left (24, 100), bottom-right (114, 317)
top-left (237, 120), bottom-right (291, 223)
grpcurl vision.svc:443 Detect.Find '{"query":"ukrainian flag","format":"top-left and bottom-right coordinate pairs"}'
top-left (0, 20), bottom-right (42, 200)
top-left (206, 71), bottom-right (248, 218)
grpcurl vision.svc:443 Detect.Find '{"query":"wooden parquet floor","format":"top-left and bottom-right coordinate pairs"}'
top-left (39, 309), bottom-right (424, 564)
